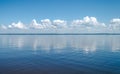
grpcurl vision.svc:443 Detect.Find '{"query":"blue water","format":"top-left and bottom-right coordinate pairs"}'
top-left (0, 35), bottom-right (120, 74)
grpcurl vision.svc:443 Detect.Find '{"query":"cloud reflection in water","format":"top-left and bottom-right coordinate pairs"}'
top-left (0, 35), bottom-right (120, 53)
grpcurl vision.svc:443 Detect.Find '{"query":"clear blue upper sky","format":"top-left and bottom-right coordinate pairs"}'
top-left (0, 0), bottom-right (120, 24)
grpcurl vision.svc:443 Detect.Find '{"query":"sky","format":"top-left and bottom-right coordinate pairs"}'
top-left (0, 0), bottom-right (120, 33)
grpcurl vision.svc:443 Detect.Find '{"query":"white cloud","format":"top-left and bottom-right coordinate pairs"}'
top-left (53, 19), bottom-right (67, 28)
top-left (70, 16), bottom-right (107, 33)
top-left (41, 19), bottom-right (51, 25)
top-left (41, 19), bottom-right (56, 29)
top-left (30, 19), bottom-right (44, 29)
top-left (0, 16), bottom-right (120, 33)
top-left (71, 16), bottom-right (106, 28)
top-left (109, 18), bottom-right (120, 31)
top-left (8, 21), bottom-right (27, 29)
top-left (111, 18), bottom-right (120, 23)
top-left (30, 19), bottom-right (56, 29)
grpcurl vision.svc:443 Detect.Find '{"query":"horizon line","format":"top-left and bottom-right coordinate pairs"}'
top-left (0, 33), bottom-right (120, 35)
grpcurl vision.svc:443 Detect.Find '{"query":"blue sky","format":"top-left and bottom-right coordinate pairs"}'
top-left (0, 0), bottom-right (120, 24)
top-left (0, 0), bottom-right (120, 33)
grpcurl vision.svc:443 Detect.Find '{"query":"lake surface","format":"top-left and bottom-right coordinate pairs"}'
top-left (0, 35), bottom-right (120, 74)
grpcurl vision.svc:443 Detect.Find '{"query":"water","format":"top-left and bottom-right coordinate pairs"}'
top-left (0, 35), bottom-right (120, 74)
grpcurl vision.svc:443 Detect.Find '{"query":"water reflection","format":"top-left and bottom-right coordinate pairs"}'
top-left (0, 35), bottom-right (120, 53)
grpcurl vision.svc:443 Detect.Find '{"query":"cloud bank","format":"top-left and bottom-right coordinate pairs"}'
top-left (0, 16), bottom-right (120, 33)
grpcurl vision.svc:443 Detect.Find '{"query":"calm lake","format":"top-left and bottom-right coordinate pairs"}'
top-left (0, 35), bottom-right (120, 74)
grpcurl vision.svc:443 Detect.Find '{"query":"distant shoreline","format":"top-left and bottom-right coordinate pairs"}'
top-left (0, 33), bottom-right (120, 35)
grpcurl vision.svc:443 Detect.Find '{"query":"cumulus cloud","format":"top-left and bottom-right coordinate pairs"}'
top-left (41, 19), bottom-right (51, 25)
top-left (71, 16), bottom-right (106, 28)
top-left (0, 16), bottom-right (120, 33)
top-left (30, 19), bottom-right (44, 29)
top-left (53, 19), bottom-right (67, 28)
top-left (8, 21), bottom-right (27, 29)
top-left (109, 18), bottom-right (120, 31)
top-left (41, 19), bottom-right (56, 29)
top-left (30, 19), bottom-right (56, 29)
